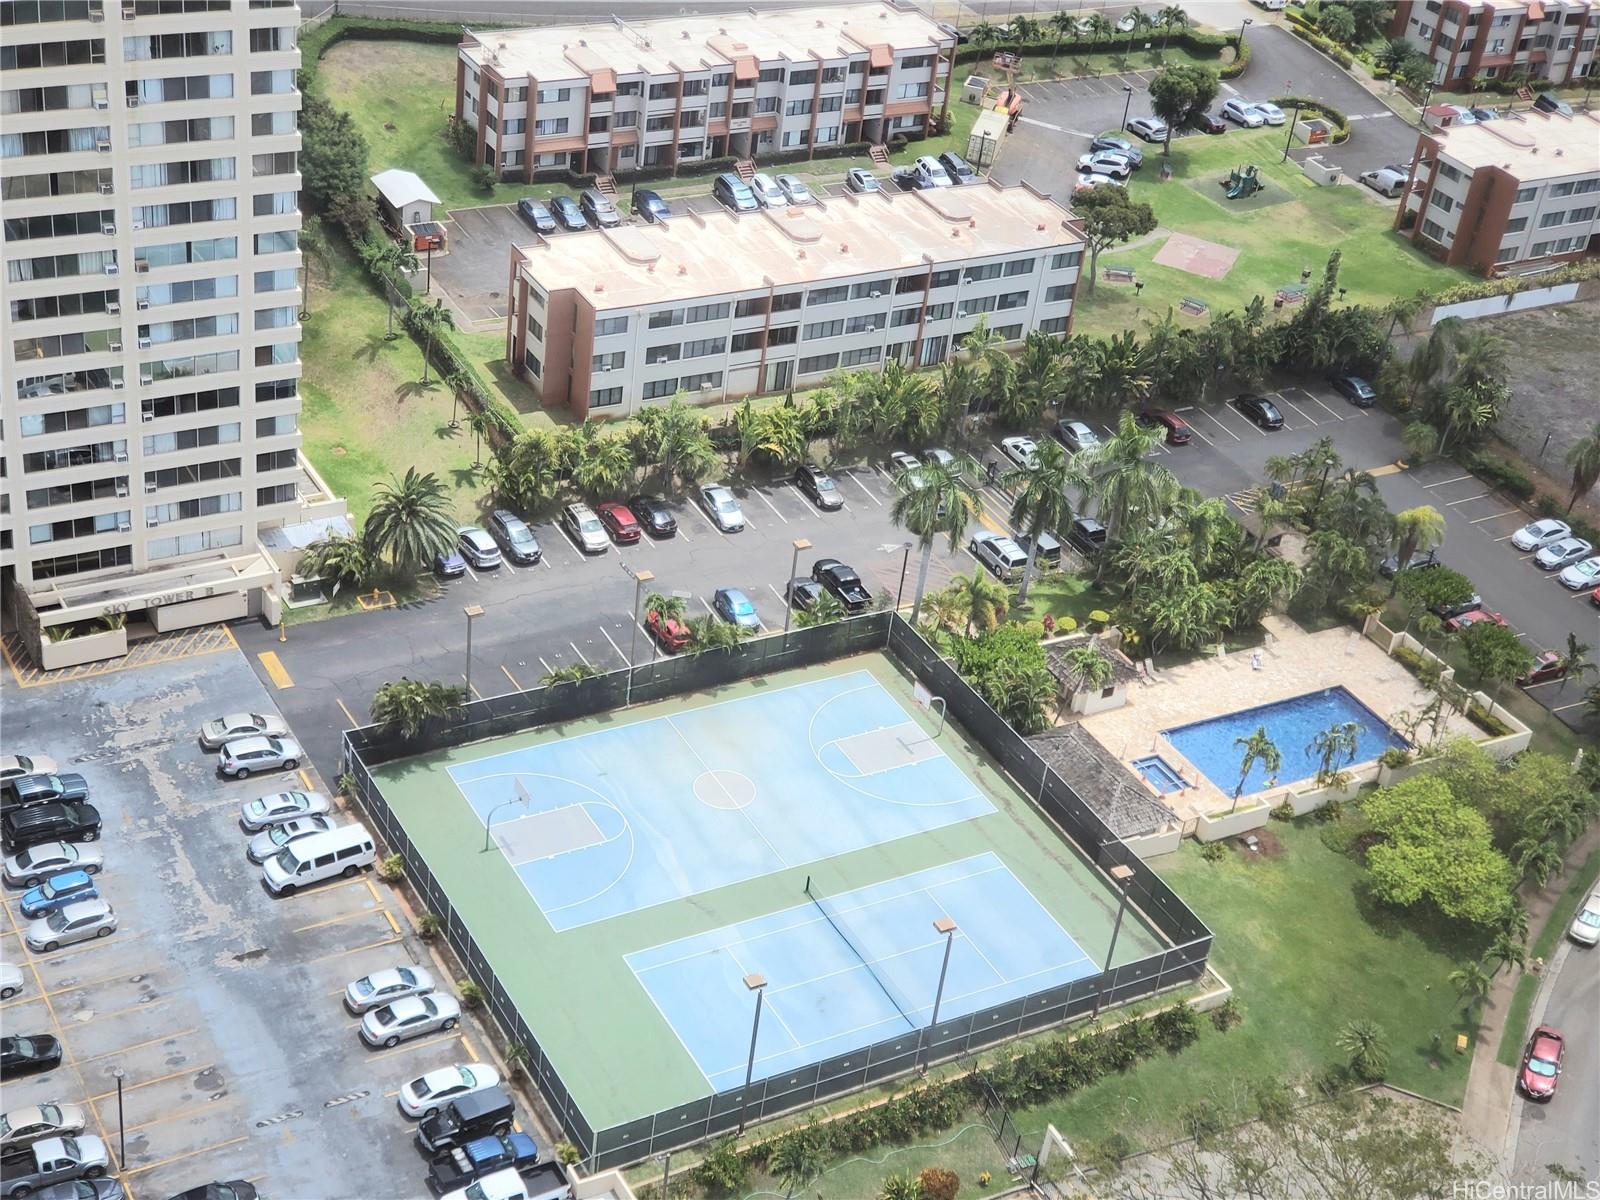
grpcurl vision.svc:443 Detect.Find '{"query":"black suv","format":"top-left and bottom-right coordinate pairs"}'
top-left (628, 494), bottom-right (677, 537)
top-left (486, 509), bottom-right (541, 564)
top-left (793, 465), bottom-right (843, 511)
top-left (1067, 518), bottom-right (1108, 557)
top-left (2, 803), bottom-right (102, 850)
top-left (416, 1088), bottom-right (515, 1155)
top-left (811, 559), bottom-right (872, 612)
top-left (1, 773), bottom-right (89, 816)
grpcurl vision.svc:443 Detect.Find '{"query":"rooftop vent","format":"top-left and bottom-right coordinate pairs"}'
top-left (839, 242), bottom-right (848, 252)
top-left (678, 264), bottom-right (688, 275)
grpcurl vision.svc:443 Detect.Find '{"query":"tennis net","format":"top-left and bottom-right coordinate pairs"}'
top-left (804, 876), bottom-right (917, 1029)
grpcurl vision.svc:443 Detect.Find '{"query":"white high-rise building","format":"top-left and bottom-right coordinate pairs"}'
top-left (2, 0), bottom-right (338, 665)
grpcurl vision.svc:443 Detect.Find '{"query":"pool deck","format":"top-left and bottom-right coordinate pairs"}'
top-left (1073, 616), bottom-right (1476, 822)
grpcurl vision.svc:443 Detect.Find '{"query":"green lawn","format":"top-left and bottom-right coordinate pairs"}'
top-left (1011, 572), bottom-right (1114, 630)
top-left (1072, 127), bottom-right (1469, 338)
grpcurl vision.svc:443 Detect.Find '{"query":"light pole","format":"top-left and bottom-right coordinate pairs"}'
top-left (625, 566), bottom-right (654, 706)
top-left (111, 1067), bottom-right (126, 1166)
top-left (1280, 102), bottom-right (1303, 162)
top-left (1119, 83), bottom-right (1134, 133)
top-left (736, 973), bottom-right (767, 1134)
top-left (919, 916), bottom-right (958, 1072)
top-left (1092, 864), bottom-right (1136, 1018)
top-left (781, 538), bottom-right (811, 648)
top-left (1312, 455), bottom-right (1336, 524)
top-left (657, 1152), bottom-right (672, 1200)
top-left (463, 604), bottom-right (484, 702)
top-left (1236, 16), bottom-right (1252, 52)
top-left (880, 541), bottom-right (913, 610)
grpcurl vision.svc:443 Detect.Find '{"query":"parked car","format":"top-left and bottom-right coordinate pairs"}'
top-left (627, 494), bottom-right (678, 537)
top-left (712, 173), bottom-right (758, 213)
top-left (161, 1183), bottom-right (252, 1200)
top-left (19, 871), bottom-right (98, 920)
top-left (1534, 536), bottom-right (1593, 570)
top-left (775, 174), bottom-right (815, 205)
top-left (0, 1104), bottom-right (87, 1153)
top-left (416, 1088), bottom-right (516, 1155)
top-left (0, 1036), bottom-right (62, 1081)
top-left (2, 806), bottom-right (101, 852)
top-left (1518, 651), bottom-right (1567, 687)
top-left (0, 757), bottom-right (58, 790)
top-left (1221, 98), bottom-right (1265, 127)
top-left (199, 713), bottom-right (288, 752)
top-left (1000, 435), bottom-right (1038, 469)
top-left (1013, 529), bottom-right (1062, 566)
top-left (1557, 555), bottom-right (1600, 591)
top-left (486, 510), bottom-right (541, 564)
top-left (1232, 393), bottom-right (1284, 429)
top-left (1518, 1026), bottom-right (1564, 1100)
top-left (645, 608), bottom-right (691, 652)
top-left (217, 736), bottom-right (302, 780)
top-left (0, 1136), bottom-right (108, 1199)
top-left (894, 157), bottom-right (951, 190)
top-left (549, 195), bottom-right (587, 232)
top-left (938, 151), bottom-right (978, 184)
top-left (2, 775), bottom-right (89, 816)
top-left (812, 559), bottom-right (871, 612)
top-left (247, 814), bottom-right (338, 865)
top-left (711, 587), bottom-right (760, 631)
top-left (456, 526), bottom-right (503, 569)
top-left (1074, 173), bottom-right (1123, 193)
top-left (888, 450), bottom-right (923, 483)
top-left (399, 1062), bottom-right (501, 1120)
top-left (360, 994), bottom-right (461, 1049)
top-left (560, 502), bottom-right (611, 554)
top-left (1077, 152), bottom-right (1133, 179)
top-left (1328, 373), bottom-right (1377, 407)
top-left (3, 842), bottom-right (102, 889)
top-left (433, 549), bottom-right (467, 579)
top-left (1444, 608), bottom-right (1505, 633)
top-left (1052, 419), bottom-right (1100, 454)
top-left (238, 790), bottom-right (329, 833)
top-left (345, 964), bottom-right (436, 1015)
top-left (748, 172), bottom-right (788, 209)
top-left (427, 1132), bottom-right (539, 1194)
top-left (1250, 101), bottom-right (1286, 125)
top-left (922, 447), bottom-right (959, 472)
top-left (786, 578), bottom-right (824, 611)
top-left (0, 965), bottom-right (21, 1001)
top-left (1135, 407), bottom-right (1192, 445)
top-left (25, 899), bottom-right (116, 952)
top-left (1358, 168), bottom-right (1407, 199)
top-left (699, 485), bottom-right (745, 532)
top-left (1379, 548), bottom-right (1441, 579)
top-left (515, 198), bottom-right (556, 234)
top-left (1569, 888), bottom-right (1600, 946)
top-left (1126, 115), bottom-right (1168, 142)
top-left (1510, 518), bottom-right (1570, 551)
top-left (596, 501), bottom-right (641, 544)
top-left (1188, 109), bottom-right (1226, 134)
top-left (1430, 593), bottom-right (1482, 621)
top-left (1089, 134), bottom-right (1144, 167)
top-left (1067, 517), bottom-right (1108, 557)
top-left (794, 464), bottom-right (843, 511)
top-left (580, 189), bottom-right (620, 227)
top-left (969, 532), bottom-right (1029, 580)
top-left (631, 189), bottom-right (671, 223)
top-left (844, 168), bottom-right (880, 193)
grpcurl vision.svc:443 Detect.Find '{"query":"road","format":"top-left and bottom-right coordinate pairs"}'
top-left (1511, 938), bottom-right (1599, 1184)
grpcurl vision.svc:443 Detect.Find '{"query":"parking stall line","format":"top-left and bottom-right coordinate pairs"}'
top-left (755, 489), bottom-right (789, 524)
top-left (1275, 392), bottom-right (1319, 426)
top-left (1, 966), bottom-right (161, 1009)
top-left (120, 1096), bottom-right (231, 1137)
top-left (88, 1062), bottom-right (211, 1104)
top-left (462, 563), bottom-right (479, 583)
top-left (699, 597), bottom-right (716, 617)
top-left (500, 663), bottom-right (522, 690)
top-left (24, 933), bottom-right (131, 964)
top-left (293, 907), bottom-right (392, 935)
top-left (363, 1031), bottom-right (462, 1064)
top-left (307, 935), bottom-right (403, 965)
top-left (460, 1033), bottom-right (480, 1062)
top-left (335, 695), bottom-right (359, 726)
top-left (1307, 395), bottom-right (1345, 421)
top-left (598, 626), bottom-right (629, 666)
top-left (1551, 698), bottom-right (1591, 713)
top-left (1445, 493), bottom-right (1491, 506)
top-left (63, 995), bottom-right (176, 1027)
top-left (766, 582), bottom-right (788, 606)
top-left (463, 678), bottom-right (484, 700)
top-left (124, 1137), bottom-right (248, 1178)
top-left (1424, 474), bottom-right (1476, 488)
top-left (1469, 509), bottom-right (1520, 524)
top-left (1194, 408), bottom-right (1243, 442)
top-left (74, 1028), bottom-right (198, 1067)
top-left (846, 471), bottom-right (882, 506)
top-left (537, 655), bottom-right (553, 674)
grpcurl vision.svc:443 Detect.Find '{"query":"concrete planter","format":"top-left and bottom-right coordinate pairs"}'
top-left (39, 625), bottom-right (127, 670)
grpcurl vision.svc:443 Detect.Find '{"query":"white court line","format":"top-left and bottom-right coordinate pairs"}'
top-left (724, 943), bottom-right (803, 1049)
top-left (663, 714), bottom-right (789, 867)
top-left (1424, 473), bottom-right (1475, 488)
top-left (755, 489), bottom-right (789, 524)
top-left (598, 625), bottom-right (629, 667)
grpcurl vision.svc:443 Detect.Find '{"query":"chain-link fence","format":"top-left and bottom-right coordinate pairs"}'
top-left (344, 613), bottom-right (1212, 1171)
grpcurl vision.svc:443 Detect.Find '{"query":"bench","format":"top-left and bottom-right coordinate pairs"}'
top-left (1180, 296), bottom-right (1208, 316)
top-left (1103, 266), bottom-right (1137, 284)
top-left (1274, 286), bottom-right (1307, 305)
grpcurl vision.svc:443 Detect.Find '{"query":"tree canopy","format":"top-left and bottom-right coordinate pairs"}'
top-left (299, 95), bottom-right (370, 217)
top-left (1363, 775), bottom-right (1515, 926)
top-left (1074, 187), bottom-right (1158, 295)
top-left (1148, 64), bottom-right (1220, 152)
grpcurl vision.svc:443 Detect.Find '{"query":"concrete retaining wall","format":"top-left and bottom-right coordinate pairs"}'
top-left (39, 626), bottom-right (127, 670)
top-left (1123, 825), bottom-right (1184, 859)
top-left (1194, 801), bottom-right (1271, 842)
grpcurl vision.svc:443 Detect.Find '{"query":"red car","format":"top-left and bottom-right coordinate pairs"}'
top-left (1518, 650), bottom-right (1567, 687)
top-left (1444, 608), bottom-right (1506, 633)
top-left (1518, 1025), bottom-right (1564, 1100)
top-left (1136, 407), bottom-right (1192, 445)
top-left (597, 501), bottom-right (641, 544)
top-left (645, 608), bottom-right (690, 652)
top-left (1591, 586), bottom-right (1600, 608)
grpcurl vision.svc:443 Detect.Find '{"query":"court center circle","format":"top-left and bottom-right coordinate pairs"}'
top-left (694, 770), bottom-right (756, 811)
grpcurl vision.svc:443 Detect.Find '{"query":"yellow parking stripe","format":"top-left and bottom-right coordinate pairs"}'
top-left (123, 1136), bottom-right (247, 1177)
top-left (257, 650), bottom-right (294, 689)
top-left (336, 696), bottom-right (359, 727)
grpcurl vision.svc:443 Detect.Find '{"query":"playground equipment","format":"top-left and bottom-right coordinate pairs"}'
top-left (1220, 163), bottom-right (1264, 199)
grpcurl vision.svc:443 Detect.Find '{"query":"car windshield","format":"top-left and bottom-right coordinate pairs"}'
top-left (40, 877), bottom-right (70, 899)
top-left (714, 495), bottom-right (736, 513)
top-left (1578, 907), bottom-right (1600, 927)
top-left (579, 516), bottom-right (602, 534)
top-left (353, 976), bottom-right (375, 997)
top-left (814, 476), bottom-right (835, 491)
top-left (44, 909), bottom-right (70, 931)
top-left (1526, 1055), bottom-right (1557, 1076)
top-left (507, 526), bottom-right (534, 545)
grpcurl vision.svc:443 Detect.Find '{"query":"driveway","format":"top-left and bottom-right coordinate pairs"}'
top-left (430, 204), bottom-right (533, 326)
top-left (1512, 936), bottom-right (1598, 1184)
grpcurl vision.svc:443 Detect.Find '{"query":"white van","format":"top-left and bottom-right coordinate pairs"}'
top-left (262, 823), bottom-right (375, 895)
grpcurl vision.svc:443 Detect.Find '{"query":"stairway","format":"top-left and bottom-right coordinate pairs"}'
top-left (734, 159), bottom-right (755, 182)
top-left (594, 174), bottom-right (617, 198)
top-left (869, 143), bottom-right (890, 167)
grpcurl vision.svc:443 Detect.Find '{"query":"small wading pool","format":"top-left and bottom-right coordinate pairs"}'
top-left (1132, 755), bottom-right (1189, 794)
top-left (1162, 687), bottom-right (1408, 796)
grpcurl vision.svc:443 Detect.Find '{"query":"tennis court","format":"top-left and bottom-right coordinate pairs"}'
top-left (448, 670), bottom-right (996, 930)
top-left (628, 852), bottom-right (1097, 1091)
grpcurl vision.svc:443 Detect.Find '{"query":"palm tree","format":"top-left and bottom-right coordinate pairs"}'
top-left (298, 215), bottom-right (333, 320)
top-left (370, 238), bottom-right (418, 339)
top-left (1337, 1019), bottom-right (1390, 1082)
top-left (1230, 725), bottom-right (1281, 812)
top-left (889, 456), bottom-right (981, 623)
top-left (635, 395), bottom-right (716, 485)
top-left (1387, 505), bottom-right (1447, 595)
top-left (1486, 928), bottom-right (1527, 976)
top-left (1512, 837), bottom-right (1565, 887)
top-left (879, 1175), bottom-right (921, 1200)
top-left (572, 432), bottom-right (635, 497)
top-left (1004, 437), bottom-right (1082, 604)
top-left (795, 589), bottom-right (847, 628)
top-left (1448, 959), bottom-right (1494, 1016)
top-left (370, 677), bottom-right (465, 738)
top-left (1048, 9), bottom-right (1077, 59)
top-left (1079, 409), bottom-right (1174, 541)
top-left (298, 532), bottom-right (374, 597)
top-left (364, 467), bottom-right (459, 569)
top-left (1402, 316), bottom-right (1461, 408)
top-left (1561, 632), bottom-right (1596, 691)
top-left (768, 1134), bottom-right (827, 1200)
top-left (1008, 13), bottom-right (1040, 48)
top-left (1123, 6), bottom-right (1149, 55)
top-left (1157, 4), bottom-right (1189, 52)
top-left (687, 614), bottom-right (743, 651)
top-left (541, 663), bottom-right (599, 685)
top-left (1060, 643), bottom-right (1114, 694)
top-left (466, 407), bottom-right (496, 468)
top-left (1082, 12), bottom-right (1114, 48)
top-left (1564, 420), bottom-right (1600, 513)
top-left (1435, 380), bottom-right (1502, 454)
top-left (946, 569), bottom-right (1009, 635)
top-left (959, 316), bottom-right (1012, 391)
top-left (1306, 721), bottom-right (1360, 788)
top-left (412, 298), bottom-right (455, 386)
top-left (644, 592), bottom-right (685, 622)
top-left (1081, 333), bottom-right (1153, 410)
top-left (968, 22), bottom-right (1001, 54)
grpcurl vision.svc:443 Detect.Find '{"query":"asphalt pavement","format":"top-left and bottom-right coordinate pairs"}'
top-left (1511, 937), bottom-right (1599, 1185)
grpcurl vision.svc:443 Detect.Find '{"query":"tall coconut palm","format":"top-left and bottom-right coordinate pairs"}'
top-left (1306, 720), bottom-right (1360, 787)
top-left (1230, 725), bottom-right (1281, 812)
top-left (1079, 409), bottom-right (1174, 540)
top-left (370, 237), bottom-right (417, 339)
top-left (364, 467), bottom-right (458, 569)
top-left (1004, 437), bottom-right (1083, 603)
top-left (412, 298), bottom-right (455, 386)
top-left (370, 677), bottom-right (465, 739)
top-left (1402, 316), bottom-right (1461, 408)
top-left (1082, 12), bottom-right (1114, 47)
top-left (959, 316), bottom-right (1012, 392)
top-left (946, 568), bottom-right (1010, 635)
top-left (1387, 505), bottom-right (1446, 595)
top-left (1157, 5), bottom-right (1189, 52)
top-left (1448, 960), bottom-right (1494, 1015)
top-left (1060, 643), bottom-right (1115, 694)
top-left (889, 456), bottom-right (981, 623)
top-left (1564, 420), bottom-right (1600, 513)
top-left (1082, 332), bottom-right (1153, 411)
top-left (1048, 9), bottom-right (1078, 59)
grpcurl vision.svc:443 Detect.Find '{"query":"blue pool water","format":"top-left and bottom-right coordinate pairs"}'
top-left (1132, 755), bottom-right (1188, 794)
top-left (1162, 687), bottom-right (1407, 796)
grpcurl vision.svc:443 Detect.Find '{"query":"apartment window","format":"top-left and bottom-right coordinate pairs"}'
top-left (131, 157), bottom-right (236, 188)
top-left (614, 112), bottom-right (638, 128)
top-left (646, 343), bottom-right (681, 365)
top-left (837, 346), bottom-right (881, 368)
top-left (249, 70), bottom-right (295, 95)
top-left (137, 275), bottom-right (238, 307)
top-left (535, 87), bottom-right (571, 104)
top-left (253, 191), bottom-right (297, 218)
top-left (30, 512), bottom-right (132, 547)
top-left (258, 483), bottom-right (296, 506)
top-left (135, 237), bottom-right (237, 270)
top-left (644, 114), bottom-right (674, 133)
top-left (817, 122), bottom-right (840, 142)
top-left (593, 315), bottom-right (629, 337)
top-left (642, 378), bottom-right (677, 400)
top-left (125, 74), bottom-right (231, 106)
top-left (131, 197), bottom-right (237, 229)
top-left (781, 129), bottom-right (811, 148)
top-left (845, 312), bottom-right (886, 334)
top-left (734, 297), bottom-right (769, 318)
top-left (647, 82), bottom-right (678, 101)
top-left (1495, 245), bottom-right (1520, 264)
top-left (996, 291), bottom-right (1029, 311)
top-left (958, 295), bottom-right (998, 317)
top-left (850, 278), bottom-right (891, 300)
top-left (772, 292), bottom-right (803, 313)
top-left (3, 208), bottom-right (113, 241)
top-left (785, 98), bottom-right (814, 117)
top-left (249, 27), bottom-right (295, 53)
top-left (522, 350), bottom-right (541, 378)
top-left (798, 352), bottom-right (839, 375)
top-left (129, 115), bottom-right (236, 146)
top-left (27, 478), bottom-right (128, 511)
top-left (678, 141), bottom-right (704, 159)
top-left (148, 526), bottom-right (242, 560)
top-left (758, 67), bottom-right (784, 83)
top-left (16, 367), bottom-right (119, 399)
top-left (146, 349), bottom-right (240, 382)
top-left (684, 302), bottom-right (730, 323)
top-left (1038, 317), bottom-right (1069, 335)
top-left (141, 387), bottom-right (240, 420)
top-left (503, 118), bottom-right (526, 134)
top-left (891, 308), bottom-right (921, 328)
top-left (534, 117), bottom-right (569, 135)
top-left (19, 403), bottom-right (124, 437)
top-left (143, 313), bottom-right (241, 343)
top-left (253, 306), bottom-right (296, 331)
top-left (1431, 192), bottom-right (1455, 213)
top-left (712, 72), bottom-right (733, 89)
top-left (757, 96), bottom-right (780, 114)
top-left (788, 68), bottom-right (818, 86)
top-left (2, 166), bottom-right (113, 201)
top-left (767, 326), bottom-right (798, 346)
top-left (679, 370), bottom-right (722, 391)
top-left (1503, 216), bottom-right (1528, 234)
top-left (964, 263), bottom-right (1003, 283)
top-left (256, 378), bottom-right (295, 403)
top-left (1, 37), bottom-right (105, 72)
top-left (1045, 285), bottom-right (1072, 303)
top-left (683, 79), bottom-right (709, 98)
top-left (709, 101), bottom-right (728, 118)
top-left (1514, 186), bottom-right (1538, 203)
top-left (589, 386), bottom-right (623, 408)
top-left (804, 319), bottom-right (845, 340)
top-left (527, 316), bottom-right (544, 341)
top-left (730, 331), bottom-right (764, 353)
top-left (821, 66), bottom-right (846, 84)
top-left (1003, 257), bottom-right (1037, 277)
top-left (254, 230), bottom-right (297, 254)
top-left (1538, 209), bottom-right (1567, 228)
top-left (124, 31), bottom-right (231, 61)
top-left (592, 350), bottom-right (627, 372)
top-left (681, 337), bottom-right (725, 359)
top-left (23, 440), bottom-right (126, 475)
top-left (1568, 206), bottom-right (1597, 224)
top-left (255, 343), bottom-right (296, 368)
top-left (142, 423), bottom-right (239, 455)
top-left (618, 80), bottom-right (642, 96)
top-left (847, 88), bottom-right (863, 105)
top-left (145, 492), bottom-right (241, 525)
top-left (13, 328), bottom-right (119, 359)
top-left (894, 82), bottom-right (929, 100)
top-left (33, 546), bottom-right (132, 580)
top-left (9, 288), bottom-right (118, 323)
top-left (929, 269), bottom-right (959, 289)
top-left (995, 324), bottom-right (1022, 341)
top-left (2, 2), bottom-right (106, 24)
top-left (505, 86), bottom-right (527, 103)
top-left (1421, 218), bottom-right (1446, 241)
top-left (1, 125), bottom-right (110, 157)
top-left (807, 285), bottom-right (848, 306)
top-left (925, 302), bottom-right (954, 321)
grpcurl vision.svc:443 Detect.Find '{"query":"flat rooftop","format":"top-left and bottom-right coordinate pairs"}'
top-left (462, 2), bottom-right (950, 83)
top-left (1433, 110), bottom-right (1600, 179)
top-left (515, 183), bottom-right (1083, 309)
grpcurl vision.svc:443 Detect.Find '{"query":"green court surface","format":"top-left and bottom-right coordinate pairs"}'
top-left (372, 652), bottom-right (1163, 1131)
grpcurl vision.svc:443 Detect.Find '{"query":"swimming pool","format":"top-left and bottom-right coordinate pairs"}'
top-left (1132, 755), bottom-right (1189, 794)
top-left (1162, 687), bottom-right (1407, 797)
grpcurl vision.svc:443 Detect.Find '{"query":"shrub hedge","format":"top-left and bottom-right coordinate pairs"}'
top-left (1270, 95), bottom-right (1350, 143)
top-left (1285, 22), bottom-right (1356, 68)
top-left (1466, 703), bottom-right (1513, 738)
top-left (1465, 453), bottom-right (1536, 501)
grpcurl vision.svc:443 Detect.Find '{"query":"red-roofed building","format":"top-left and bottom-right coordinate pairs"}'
top-left (1390, 0), bottom-right (1597, 91)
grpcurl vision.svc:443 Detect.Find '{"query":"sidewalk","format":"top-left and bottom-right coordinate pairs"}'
top-left (1457, 822), bottom-right (1600, 1160)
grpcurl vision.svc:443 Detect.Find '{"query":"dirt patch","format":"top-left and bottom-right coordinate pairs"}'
top-left (1233, 827), bottom-right (1284, 858)
top-left (1152, 231), bottom-right (1241, 279)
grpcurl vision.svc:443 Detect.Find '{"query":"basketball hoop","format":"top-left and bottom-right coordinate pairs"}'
top-left (912, 682), bottom-right (947, 737)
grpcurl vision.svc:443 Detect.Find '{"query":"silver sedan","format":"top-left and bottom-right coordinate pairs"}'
top-left (199, 711), bottom-right (289, 751)
top-left (247, 814), bottom-right (338, 864)
top-left (359, 994), bottom-right (461, 1048)
top-left (238, 790), bottom-right (331, 832)
top-left (344, 964), bottom-right (436, 1014)
top-left (0, 1103), bottom-right (88, 1152)
top-left (2, 842), bottom-right (104, 889)
top-left (25, 899), bottom-right (117, 952)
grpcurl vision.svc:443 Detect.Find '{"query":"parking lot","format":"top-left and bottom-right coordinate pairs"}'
top-left (3, 651), bottom-right (543, 1199)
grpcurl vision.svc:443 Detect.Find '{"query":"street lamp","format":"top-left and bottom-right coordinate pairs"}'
top-left (1312, 455), bottom-right (1337, 521)
top-left (1280, 102), bottom-right (1303, 162)
top-left (782, 538), bottom-right (812, 648)
top-left (736, 973), bottom-right (768, 1134)
top-left (624, 566), bottom-right (654, 706)
top-left (880, 541), bottom-right (914, 610)
top-left (1092, 864), bottom-right (1136, 1018)
top-left (919, 916), bottom-right (958, 1072)
top-left (462, 604), bottom-right (484, 703)
top-left (1119, 84), bottom-right (1135, 134)
top-left (1236, 16), bottom-right (1252, 51)
top-left (111, 1067), bottom-right (126, 1166)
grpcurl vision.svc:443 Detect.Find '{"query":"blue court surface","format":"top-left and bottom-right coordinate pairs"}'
top-left (447, 671), bottom-right (996, 931)
top-left (626, 853), bottom-right (1098, 1091)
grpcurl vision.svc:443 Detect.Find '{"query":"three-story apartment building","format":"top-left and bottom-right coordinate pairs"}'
top-left (2, 0), bottom-right (331, 661)
top-left (455, 2), bottom-right (957, 181)
top-left (505, 183), bottom-right (1084, 419)
top-left (1391, 0), bottom-right (1598, 90)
